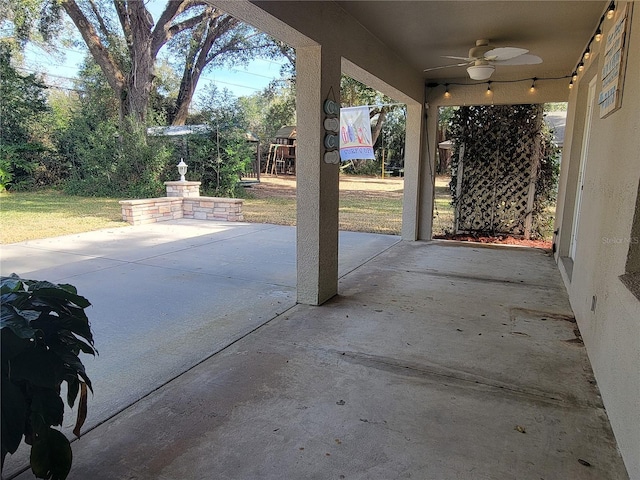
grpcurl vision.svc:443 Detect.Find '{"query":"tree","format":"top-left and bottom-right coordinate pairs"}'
top-left (186, 85), bottom-right (253, 196)
top-left (0, 0), bottom-right (63, 53)
top-left (58, 0), bottom-right (277, 126)
top-left (0, 42), bottom-right (49, 190)
top-left (238, 80), bottom-right (296, 145)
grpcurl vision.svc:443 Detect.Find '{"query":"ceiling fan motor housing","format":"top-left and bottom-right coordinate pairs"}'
top-left (469, 39), bottom-right (492, 59)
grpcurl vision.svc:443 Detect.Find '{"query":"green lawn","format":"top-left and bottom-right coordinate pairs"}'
top-left (0, 190), bottom-right (126, 244)
top-left (0, 181), bottom-right (455, 243)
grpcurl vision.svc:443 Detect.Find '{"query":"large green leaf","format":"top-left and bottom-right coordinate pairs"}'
top-left (56, 352), bottom-right (93, 392)
top-left (1, 327), bottom-right (32, 361)
top-left (1, 375), bottom-right (27, 455)
top-left (0, 274), bottom-right (22, 294)
top-left (31, 388), bottom-right (64, 428)
top-left (1, 305), bottom-right (38, 339)
top-left (10, 348), bottom-right (62, 389)
top-left (65, 377), bottom-right (80, 409)
top-left (55, 330), bottom-right (97, 356)
top-left (29, 284), bottom-right (91, 309)
top-left (30, 428), bottom-right (72, 480)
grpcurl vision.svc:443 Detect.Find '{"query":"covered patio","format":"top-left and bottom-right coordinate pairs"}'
top-left (3, 1), bottom-right (638, 478)
top-left (7, 226), bottom-right (627, 479)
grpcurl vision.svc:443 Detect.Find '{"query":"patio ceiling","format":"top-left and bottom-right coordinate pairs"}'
top-left (335, 1), bottom-right (607, 83)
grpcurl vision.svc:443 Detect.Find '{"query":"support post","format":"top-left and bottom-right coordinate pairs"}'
top-left (296, 45), bottom-right (341, 305)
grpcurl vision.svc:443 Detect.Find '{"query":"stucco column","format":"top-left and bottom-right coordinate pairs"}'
top-left (401, 103), bottom-right (425, 240)
top-left (296, 45), bottom-right (341, 305)
top-left (418, 103), bottom-right (437, 240)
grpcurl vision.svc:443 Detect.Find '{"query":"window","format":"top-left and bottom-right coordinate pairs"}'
top-left (620, 178), bottom-right (640, 300)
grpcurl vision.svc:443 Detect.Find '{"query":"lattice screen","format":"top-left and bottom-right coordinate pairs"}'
top-left (452, 105), bottom-right (542, 238)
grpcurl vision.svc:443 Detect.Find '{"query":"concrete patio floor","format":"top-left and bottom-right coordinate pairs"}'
top-left (0, 220), bottom-right (628, 479)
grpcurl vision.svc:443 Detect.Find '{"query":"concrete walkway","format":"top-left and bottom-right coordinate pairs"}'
top-left (1, 222), bottom-right (628, 479)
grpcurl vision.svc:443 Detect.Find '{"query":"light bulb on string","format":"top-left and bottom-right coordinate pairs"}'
top-left (584, 47), bottom-right (591, 61)
top-left (486, 82), bottom-right (492, 96)
top-left (607, 1), bottom-right (615, 19)
top-left (572, 71), bottom-right (578, 82)
top-left (595, 26), bottom-right (603, 42)
top-left (569, 80), bottom-right (574, 89)
top-left (530, 78), bottom-right (537, 93)
top-left (578, 61), bottom-right (585, 72)
top-left (444, 84), bottom-right (451, 99)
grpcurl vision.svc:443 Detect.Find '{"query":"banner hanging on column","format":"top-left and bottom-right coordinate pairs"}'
top-left (339, 106), bottom-right (375, 161)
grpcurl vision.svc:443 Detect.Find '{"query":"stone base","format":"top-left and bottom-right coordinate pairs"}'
top-left (120, 196), bottom-right (243, 226)
top-left (164, 181), bottom-right (201, 198)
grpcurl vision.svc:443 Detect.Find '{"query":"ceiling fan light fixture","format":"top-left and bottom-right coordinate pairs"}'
top-left (467, 64), bottom-right (495, 81)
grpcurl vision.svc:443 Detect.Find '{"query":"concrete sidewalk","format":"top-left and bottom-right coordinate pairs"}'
top-left (1, 223), bottom-right (628, 479)
top-left (0, 220), bottom-right (400, 478)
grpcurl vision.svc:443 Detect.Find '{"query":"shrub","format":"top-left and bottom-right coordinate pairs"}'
top-left (1, 274), bottom-right (96, 479)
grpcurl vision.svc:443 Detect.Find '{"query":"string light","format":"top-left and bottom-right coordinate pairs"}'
top-left (486, 82), bottom-right (492, 96)
top-left (530, 77), bottom-right (537, 92)
top-left (569, 5), bottom-right (610, 89)
top-left (444, 84), bottom-right (451, 99)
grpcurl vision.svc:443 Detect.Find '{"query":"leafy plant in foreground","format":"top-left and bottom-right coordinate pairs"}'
top-left (1, 274), bottom-right (97, 479)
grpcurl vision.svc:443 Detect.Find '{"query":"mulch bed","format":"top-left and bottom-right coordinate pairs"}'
top-left (433, 233), bottom-right (552, 250)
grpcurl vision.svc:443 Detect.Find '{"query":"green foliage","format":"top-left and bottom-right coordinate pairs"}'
top-left (0, 43), bottom-right (49, 191)
top-left (62, 118), bottom-right (173, 198)
top-left (544, 102), bottom-right (568, 112)
top-left (448, 104), bottom-right (559, 239)
top-left (1, 274), bottom-right (96, 479)
top-left (187, 86), bottom-right (253, 196)
top-left (0, 0), bottom-right (63, 51)
top-left (238, 80), bottom-right (296, 147)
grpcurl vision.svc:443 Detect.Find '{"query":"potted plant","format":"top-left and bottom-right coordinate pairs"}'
top-left (1, 274), bottom-right (97, 479)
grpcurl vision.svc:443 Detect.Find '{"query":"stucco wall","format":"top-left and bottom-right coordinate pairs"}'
top-left (555, 3), bottom-right (640, 477)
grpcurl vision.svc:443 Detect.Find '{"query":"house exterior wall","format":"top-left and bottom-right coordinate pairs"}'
top-left (554, 3), bottom-right (640, 477)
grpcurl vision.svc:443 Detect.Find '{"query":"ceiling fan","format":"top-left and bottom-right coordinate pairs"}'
top-left (424, 39), bottom-right (542, 80)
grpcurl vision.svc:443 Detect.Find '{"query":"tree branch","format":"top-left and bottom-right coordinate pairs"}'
top-left (87, 0), bottom-right (111, 40)
top-left (151, 11), bottom-right (207, 57)
top-left (113, 0), bottom-right (132, 46)
top-left (60, 0), bottom-right (125, 93)
top-left (151, 0), bottom-right (210, 57)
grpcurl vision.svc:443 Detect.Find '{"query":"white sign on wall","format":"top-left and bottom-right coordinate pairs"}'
top-left (598, 3), bottom-right (631, 118)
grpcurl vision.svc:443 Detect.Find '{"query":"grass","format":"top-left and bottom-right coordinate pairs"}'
top-left (0, 176), bottom-right (454, 244)
top-left (0, 190), bottom-right (126, 244)
top-left (243, 196), bottom-right (404, 234)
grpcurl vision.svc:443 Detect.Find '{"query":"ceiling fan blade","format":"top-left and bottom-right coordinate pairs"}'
top-left (484, 47), bottom-right (528, 61)
top-left (423, 62), bottom-right (471, 72)
top-left (442, 55), bottom-right (472, 61)
top-left (491, 54), bottom-right (543, 66)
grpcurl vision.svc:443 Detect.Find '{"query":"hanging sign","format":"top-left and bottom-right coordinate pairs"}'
top-left (598, 3), bottom-right (632, 118)
top-left (339, 106), bottom-right (375, 161)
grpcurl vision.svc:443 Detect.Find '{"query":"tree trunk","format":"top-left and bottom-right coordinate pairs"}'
top-left (171, 78), bottom-right (195, 126)
top-left (371, 108), bottom-right (387, 146)
top-left (119, 1), bottom-right (155, 125)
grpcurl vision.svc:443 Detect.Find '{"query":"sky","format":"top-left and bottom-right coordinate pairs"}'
top-left (19, 1), bottom-right (288, 100)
